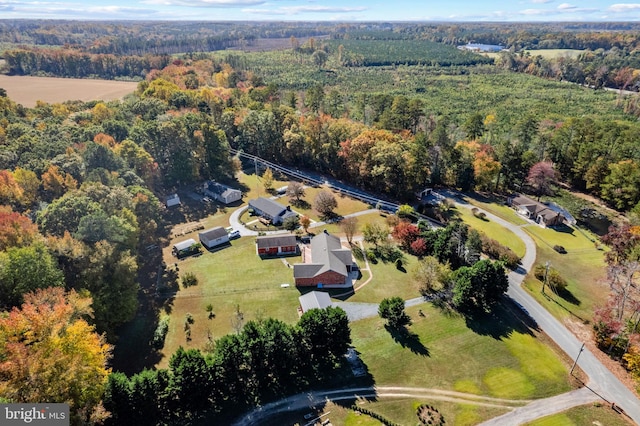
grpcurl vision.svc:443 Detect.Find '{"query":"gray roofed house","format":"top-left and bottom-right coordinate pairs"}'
top-left (204, 181), bottom-right (242, 204)
top-left (294, 231), bottom-right (354, 287)
top-left (199, 226), bottom-right (229, 249)
top-left (248, 197), bottom-right (297, 225)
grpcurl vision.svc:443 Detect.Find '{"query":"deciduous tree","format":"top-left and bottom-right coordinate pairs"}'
top-left (314, 190), bottom-right (337, 217)
top-left (378, 296), bottom-right (410, 328)
top-left (527, 161), bottom-right (558, 200)
top-left (340, 216), bottom-right (358, 244)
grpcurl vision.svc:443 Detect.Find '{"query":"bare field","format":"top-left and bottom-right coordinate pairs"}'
top-left (0, 75), bottom-right (138, 107)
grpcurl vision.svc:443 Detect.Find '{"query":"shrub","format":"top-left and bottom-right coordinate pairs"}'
top-left (533, 264), bottom-right (568, 291)
top-left (182, 272), bottom-right (198, 288)
top-left (417, 404), bottom-right (445, 426)
top-left (480, 234), bottom-right (521, 269)
top-left (366, 250), bottom-right (378, 263)
top-left (185, 312), bottom-right (194, 324)
top-left (152, 316), bottom-right (170, 349)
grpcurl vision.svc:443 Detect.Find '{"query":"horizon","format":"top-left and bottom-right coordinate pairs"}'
top-left (1, 1), bottom-right (639, 23)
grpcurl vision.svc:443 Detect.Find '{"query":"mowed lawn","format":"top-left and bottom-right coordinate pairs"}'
top-left (350, 303), bottom-right (575, 424)
top-left (454, 205), bottom-right (527, 258)
top-left (159, 236), bottom-right (304, 367)
top-left (521, 224), bottom-right (607, 323)
top-left (523, 403), bottom-right (630, 426)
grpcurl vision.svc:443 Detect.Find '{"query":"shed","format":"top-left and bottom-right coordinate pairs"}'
top-left (172, 238), bottom-right (198, 258)
top-left (299, 291), bottom-right (333, 313)
top-left (166, 193), bottom-right (181, 207)
top-left (199, 226), bottom-right (229, 249)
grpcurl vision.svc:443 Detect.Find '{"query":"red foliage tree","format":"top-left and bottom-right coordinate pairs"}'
top-left (392, 221), bottom-right (420, 250)
top-left (527, 161), bottom-right (558, 200)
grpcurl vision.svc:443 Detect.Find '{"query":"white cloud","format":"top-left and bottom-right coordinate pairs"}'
top-left (557, 3), bottom-right (576, 10)
top-left (531, 0), bottom-right (552, 3)
top-left (141, 0), bottom-right (265, 7)
top-left (244, 5), bottom-right (366, 15)
top-left (608, 3), bottom-right (640, 12)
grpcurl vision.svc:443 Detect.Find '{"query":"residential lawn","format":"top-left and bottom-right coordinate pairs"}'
top-left (463, 194), bottom-right (529, 226)
top-left (351, 304), bottom-right (574, 400)
top-left (346, 246), bottom-right (422, 303)
top-left (158, 236), bottom-right (304, 368)
top-left (454, 205), bottom-right (527, 258)
top-left (309, 210), bottom-right (390, 235)
top-left (523, 403), bottom-right (631, 426)
top-left (521, 224), bottom-right (607, 323)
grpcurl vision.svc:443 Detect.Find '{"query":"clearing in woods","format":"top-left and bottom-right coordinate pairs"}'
top-left (0, 74), bottom-right (138, 107)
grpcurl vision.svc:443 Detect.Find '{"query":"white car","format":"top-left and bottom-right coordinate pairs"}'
top-left (229, 230), bottom-right (240, 239)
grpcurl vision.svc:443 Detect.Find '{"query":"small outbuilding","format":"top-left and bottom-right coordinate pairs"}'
top-left (199, 226), bottom-right (230, 249)
top-left (299, 291), bottom-right (333, 313)
top-left (166, 193), bottom-right (181, 207)
top-left (172, 238), bottom-right (199, 258)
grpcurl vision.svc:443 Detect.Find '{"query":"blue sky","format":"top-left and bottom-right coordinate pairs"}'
top-left (1, 0), bottom-right (640, 21)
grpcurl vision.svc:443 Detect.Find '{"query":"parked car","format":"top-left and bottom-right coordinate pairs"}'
top-left (228, 230), bottom-right (240, 239)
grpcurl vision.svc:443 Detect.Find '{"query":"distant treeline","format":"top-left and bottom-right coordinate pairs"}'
top-left (4, 48), bottom-right (172, 79)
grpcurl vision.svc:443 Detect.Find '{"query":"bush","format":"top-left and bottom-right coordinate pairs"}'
top-left (182, 272), bottom-right (198, 288)
top-left (553, 245), bottom-right (567, 254)
top-left (366, 250), bottom-right (378, 263)
top-left (152, 316), bottom-right (170, 349)
top-left (533, 264), bottom-right (568, 291)
top-left (480, 234), bottom-right (521, 269)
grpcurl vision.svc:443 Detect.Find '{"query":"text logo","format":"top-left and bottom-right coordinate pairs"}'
top-left (1, 404), bottom-right (69, 425)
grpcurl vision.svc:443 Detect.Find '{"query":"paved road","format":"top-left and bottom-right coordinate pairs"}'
top-left (448, 195), bottom-right (640, 425)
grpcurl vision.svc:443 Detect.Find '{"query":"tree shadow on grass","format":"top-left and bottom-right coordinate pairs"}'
top-left (290, 199), bottom-right (310, 210)
top-left (557, 287), bottom-right (581, 306)
top-left (384, 324), bottom-right (430, 356)
top-left (464, 296), bottom-right (539, 340)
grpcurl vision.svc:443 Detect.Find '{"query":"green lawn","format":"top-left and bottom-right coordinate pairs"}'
top-left (523, 403), bottom-right (630, 426)
top-left (454, 205), bottom-right (527, 258)
top-left (349, 303), bottom-right (575, 423)
top-left (159, 236), bottom-right (305, 367)
top-left (521, 224), bottom-right (607, 323)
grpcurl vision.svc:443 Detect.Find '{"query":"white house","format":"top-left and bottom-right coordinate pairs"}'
top-left (198, 227), bottom-right (230, 249)
top-left (166, 193), bottom-right (181, 207)
top-left (204, 181), bottom-right (242, 204)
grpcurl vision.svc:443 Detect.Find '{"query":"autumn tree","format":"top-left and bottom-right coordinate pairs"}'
top-left (340, 216), bottom-right (358, 244)
top-left (392, 221), bottom-right (420, 250)
top-left (299, 215), bottom-right (311, 233)
top-left (527, 161), bottom-right (558, 200)
top-left (286, 181), bottom-right (305, 203)
top-left (413, 256), bottom-right (452, 296)
top-left (262, 167), bottom-right (274, 192)
top-left (314, 190), bottom-right (337, 217)
top-left (362, 222), bottom-right (388, 248)
top-left (0, 207), bottom-right (39, 251)
top-left (0, 287), bottom-right (111, 424)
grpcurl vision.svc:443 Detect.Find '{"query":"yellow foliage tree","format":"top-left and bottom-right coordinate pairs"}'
top-left (0, 287), bottom-right (111, 423)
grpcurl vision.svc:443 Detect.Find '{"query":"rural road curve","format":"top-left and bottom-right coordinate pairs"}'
top-left (448, 194), bottom-right (640, 425)
top-left (227, 154), bottom-right (640, 424)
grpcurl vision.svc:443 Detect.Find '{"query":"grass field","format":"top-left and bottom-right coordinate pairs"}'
top-left (158, 236), bottom-right (308, 367)
top-left (348, 303), bottom-right (575, 424)
top-left (523, 403), bottom-right (630, 426)
top-left (0, 74), bottom-right (137, 107)
top-left (454, 205), bottom-right (527, 258)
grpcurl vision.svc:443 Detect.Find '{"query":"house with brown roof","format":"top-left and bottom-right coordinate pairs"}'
top-left (255, 234), bottom-right (298, 256)
top-left (508, 194), bottom-right (565, 228)
top-left (294, 231), bottom-right (354, 288)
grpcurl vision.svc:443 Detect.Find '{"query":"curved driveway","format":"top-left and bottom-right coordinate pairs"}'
top-left (450, 198), bottom-right (640, 425)
top-left (227, 159), bottom-right (640, 424)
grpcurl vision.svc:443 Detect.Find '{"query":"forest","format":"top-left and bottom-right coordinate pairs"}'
top-left (1, 20), bottom-right (640, 424)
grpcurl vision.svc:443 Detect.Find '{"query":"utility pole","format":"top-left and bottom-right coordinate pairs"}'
top-left (570, 342), bottom-right (585, 376)
top-left (542, 260), bottom-right (550, 294)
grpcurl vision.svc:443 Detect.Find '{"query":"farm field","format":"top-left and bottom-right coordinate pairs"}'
top-left (0, 74), bottom-right (137, 107)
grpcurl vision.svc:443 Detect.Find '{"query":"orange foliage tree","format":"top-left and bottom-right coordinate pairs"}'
top-left (0, 287), bottom-right (111, 423)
